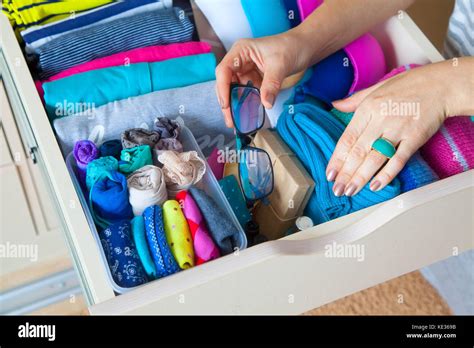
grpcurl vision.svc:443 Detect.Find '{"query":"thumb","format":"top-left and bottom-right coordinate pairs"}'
top-left (332, 82), bottom-right (383, 112)
top-left (260, 67), bottom-right (286, 109)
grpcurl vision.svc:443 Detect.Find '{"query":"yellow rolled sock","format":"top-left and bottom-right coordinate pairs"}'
top-left (162, 200), bottom-right (195, 269)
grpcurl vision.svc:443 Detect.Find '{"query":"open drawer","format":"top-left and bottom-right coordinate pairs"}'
top-left (1, 12), bottom-right (472, 314)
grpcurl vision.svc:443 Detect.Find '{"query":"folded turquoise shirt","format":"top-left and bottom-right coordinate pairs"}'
top-left (241, 0), bottom-right (291, 37)
top-left (43, 53), bottom-right (217, 119)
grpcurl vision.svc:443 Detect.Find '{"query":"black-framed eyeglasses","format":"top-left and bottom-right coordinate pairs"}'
top-left (229, 82), bottom-right (274, 202)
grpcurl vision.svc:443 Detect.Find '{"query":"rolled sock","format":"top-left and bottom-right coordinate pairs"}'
top-left (162, 200), bottom-right (195, 269)
top-left (176, 191), bottom-right (220, 265)
top-left (89, 171), bottom-right (134, 230)
top-left (127, 165), bottom-right (168, 217)
top-left (73, 140), bottom-right (99, 170)
top-left (131, 216), bottom-right (157, 280)
top-left (53, 80), bottom-right (235, 158)
top-left (99, 139), bottom-right (122, 160)
top-left (119, 145), bottom-right (153, 175)
top-left (241, 0), bottom-right (291, 37)
top-left (143, 205), bottom-right (181, 278)
top-left (99, 220), bottom-right (148, 288)
top-left (73, 139), bottom-right (98, 186)
top-left (36, 7), bottom-right (195, 79)
top-left (122, 128), bottom-right (161, 165)
top-left (86, 156), bottom-right (118, 190)
top-left (154, 117), bottom-right (181, 139)
top-left (277, 101), bottom-right (400, 225)
top-left (158, 151), bottom-right (207, 197)
top-left (421, 117), bottom-right (474, 179)
top-left (43, 53), bottom-right (216, 119)
top-left (189, 186), bottom-right (240, 255)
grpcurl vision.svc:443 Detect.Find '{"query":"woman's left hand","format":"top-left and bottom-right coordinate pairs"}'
top-left (326, 60), bottom-right (469, 197)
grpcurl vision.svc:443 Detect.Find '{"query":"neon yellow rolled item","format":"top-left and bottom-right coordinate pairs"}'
top-left (162, 200), bottom-right (195, 269)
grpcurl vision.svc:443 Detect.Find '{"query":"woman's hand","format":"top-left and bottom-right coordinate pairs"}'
top-left (215, 33), bottom-right (311, 127)
top-left (327, 58), bottom-right (473, 197)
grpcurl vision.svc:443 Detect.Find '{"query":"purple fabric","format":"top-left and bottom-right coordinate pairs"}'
top-left (74, 140), bottom-right (99, 170)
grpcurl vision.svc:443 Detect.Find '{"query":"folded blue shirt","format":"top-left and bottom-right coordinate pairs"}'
top-left (36, 7), bottom-right (194, 79)
top-left (43, 53), bottom-right (217, 119)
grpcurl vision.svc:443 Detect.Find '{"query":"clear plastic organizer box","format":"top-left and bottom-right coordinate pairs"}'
top-left (65, 125), bottom-right (248, 294)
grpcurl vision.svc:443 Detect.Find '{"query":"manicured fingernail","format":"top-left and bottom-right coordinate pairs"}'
top-left (370, 180), bottom-right (381, 192)
top-left (327, 169), bottom-right (337, 182)
top-left (266, 94), bottom-right (275, 107)
top-left (333, 183), bottom-right (345, 197)
top-left (344, 184), bottom-right (357, 197)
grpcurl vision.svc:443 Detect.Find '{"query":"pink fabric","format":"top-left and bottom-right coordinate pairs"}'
top-left (297, 0), bottom-right (324, 20)
top-left (345, 33), bottom-right (386, 93)
top-left (421, 117), bottom-right (474, 179)
top-left (380, 64), bottom-right (421, 82)
top-left (35, 42), bottom-right (212, 99)
top-left (207, 148), bottom-right (224, 180)
top-left (176, 191), bottom-right (220, 265)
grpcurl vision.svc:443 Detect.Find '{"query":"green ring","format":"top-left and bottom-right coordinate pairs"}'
top-left (372, 138), bottom-right (396, 159)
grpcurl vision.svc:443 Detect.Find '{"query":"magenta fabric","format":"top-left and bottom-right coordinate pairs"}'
top-left (35, 42), bottom-right (212, 99)
top-left (297, 0), bottom-right (324, 20)
top-left (421, 117), bottom-right (474, 179)
top-left (380, 64), bottom-right (421, 82)
top-left (176, 190), bottom-right (220, 265)
top-left (345, 33), bottom-right (386, 93)
top-left (207, 148), bottom-right (224, 180)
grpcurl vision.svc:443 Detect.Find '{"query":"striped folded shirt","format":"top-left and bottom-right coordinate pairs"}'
top-left (444, 0), bottom-right (474, 57)
top-left (36, 7), bottom-right (194, 79)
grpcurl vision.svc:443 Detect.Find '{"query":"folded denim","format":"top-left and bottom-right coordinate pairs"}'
top-left (99, 139), bottom-right (122, 160)
top-left (86, 156), bottom-right (118, 190)
top-left (36, 7), bottom-right (194, 78)
top-left (158, 151), bottom-right (207, 197)
top-left (127, 165), bottom-right (168, 217)
top-left (131, 216), bottom-right (157, 280)
top-left (43, 53), bottom-right (217, 119)
top-left (89, 170), bottom-right (134, 230)
top-left (143, 205), bottom-right (181, 278)
top-left (176, 191), bottom-right (220, 265)
top-left (189, 187), bottom-right (240, 255)
top-left (277, 101), bottom-right (400, 225)
top-left (162, 200), bottom-right (195, 269)
top-left (53, 80), bottom-right (236, 158)
top-left (119, 145), bottom-right (153, 176)
top-left (22, 0), bottom-right (166, 53)
top-left (99, 220), bottom-right (148, 288)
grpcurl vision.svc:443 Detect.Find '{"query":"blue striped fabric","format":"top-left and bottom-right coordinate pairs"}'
top-left (22, 0), bottom-right (160, 44)
top-left (36, 7), bottom-right (194, 79)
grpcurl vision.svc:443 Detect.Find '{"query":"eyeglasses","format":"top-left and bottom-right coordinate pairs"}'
top-left (230, 82), bottom-right (274, 202)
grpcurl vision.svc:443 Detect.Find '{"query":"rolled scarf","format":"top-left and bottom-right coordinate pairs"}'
top-left (99, 139), bottom-right (122, 160)
top-left (162, 200), bottom-right (195, 269)
top-left (276, 101), bottom-right (400, 225)
top-left (421, 116), bottom-right (474, 179)
top-left (119, 145), bottom-right (153, 175)
top-left (99, 220), bottom-right (148, 288)
top-left (127, 165), bottom-right (168, 217)
top-left (143, 205), bottom-right (181, 278)
top-left (89, 170), bottom-right (134, 230)
top-left (176, 191), bottom-right (220, 265)
top-left (36, 7), bottom-right (195, 79)
top-left (86, 156), bottom-right (118, 190)
top-left (73, 140), bottom-right (98, 186)
top-left (189, 187), bottom-right (240, 255)
top-left (158, 151), bottom-right (207, 197)
top-left (329, 108), bottom-right (439, 193)
top-left (131, 216), bottom-right (157, 280)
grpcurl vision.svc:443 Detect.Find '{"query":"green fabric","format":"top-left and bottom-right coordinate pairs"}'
top-left (330, 108), bottom-right (353, 126)
top-left (86, 156), bottom-right (118, 190)
top-left (119, 145), bottom-right (153, 175)
top-left (372, 138), bottom-right (396, 158)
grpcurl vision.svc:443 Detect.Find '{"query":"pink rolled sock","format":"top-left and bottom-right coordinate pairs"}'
top-left (176, 190), bottom-right (220, 265)
top-left (35, 42), bottom-right (212, 99)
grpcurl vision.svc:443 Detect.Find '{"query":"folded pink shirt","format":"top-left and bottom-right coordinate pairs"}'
top-left (35, 42), bottom-right (212, 100)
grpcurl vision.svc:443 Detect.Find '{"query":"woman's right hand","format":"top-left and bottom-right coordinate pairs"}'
top-left (215, 33), bottom-right (310, 127)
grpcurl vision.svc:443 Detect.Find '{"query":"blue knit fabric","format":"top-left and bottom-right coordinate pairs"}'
top-left (276, 101), bottom-right (400, 224)
top-left (398, 152), bottom-right (439, 192)
top-left (99, 220), bottom-right (148, 288)
top-left (143, 205), bottom-right (180, 279)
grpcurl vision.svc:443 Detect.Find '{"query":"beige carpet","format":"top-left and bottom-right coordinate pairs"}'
top-left (305, 271), bottom-right (452, 315)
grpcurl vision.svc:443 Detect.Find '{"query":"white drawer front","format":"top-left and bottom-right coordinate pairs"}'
top-left (1, 11), bottom-right (472, 314)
